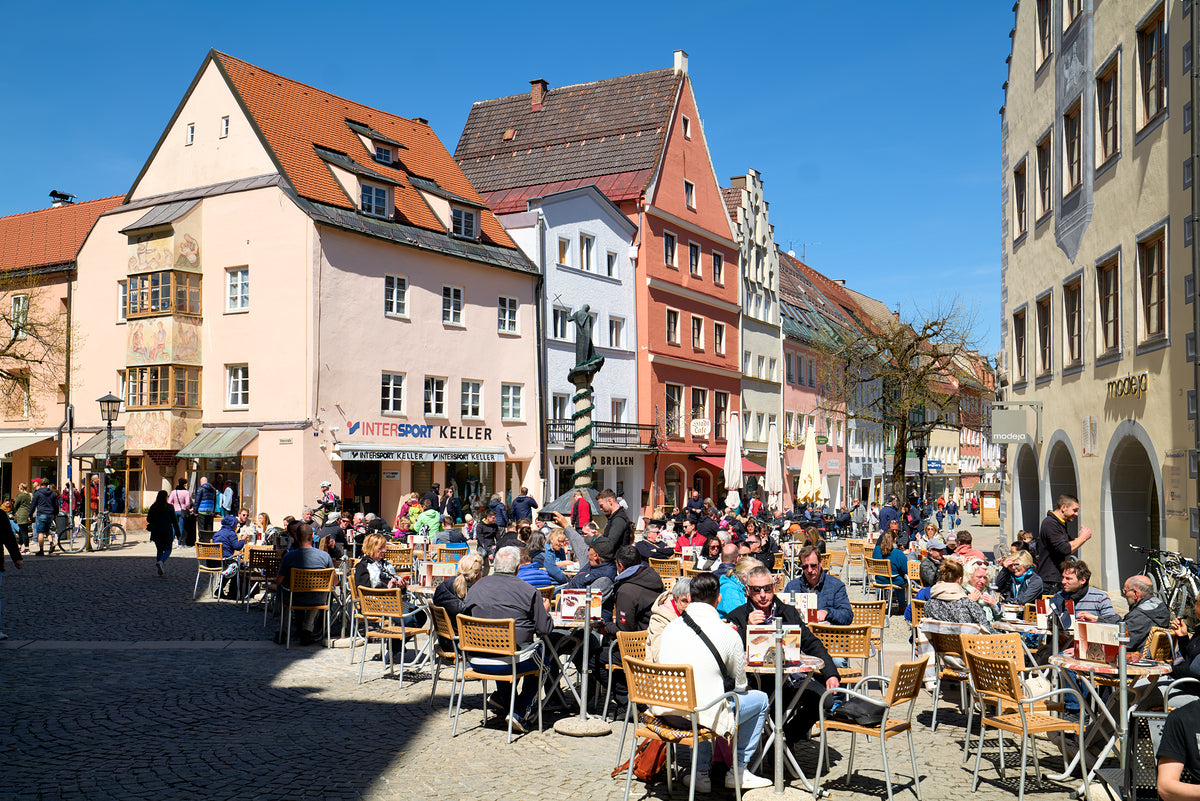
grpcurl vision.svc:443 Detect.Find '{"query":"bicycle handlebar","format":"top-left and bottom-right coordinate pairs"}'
top-left (1130, 543), bottom-right (1180, 557)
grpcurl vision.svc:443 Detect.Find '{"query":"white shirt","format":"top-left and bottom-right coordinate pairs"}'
top-left (653, 601), bottom-right (747, 736)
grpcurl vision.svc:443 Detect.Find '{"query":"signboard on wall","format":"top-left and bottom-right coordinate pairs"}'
top-left (690, 419), bottom-right (711, 438)
top-left (338, 448), bottom-right (504, 462)
top-left (990, 409), bottom-right (1031, 446)
top-left (1080, 416), bottom-right (1099, 457)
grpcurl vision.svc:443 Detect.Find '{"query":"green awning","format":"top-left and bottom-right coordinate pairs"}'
top-left (72, 429), bottom-right (129, 457)
top-left (176, 427), bottom-right (259, 458)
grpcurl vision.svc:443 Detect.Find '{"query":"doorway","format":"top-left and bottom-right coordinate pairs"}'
top-left (1014, 445), bottom-right (1040, 533)
top-left (342, 461), bottom-right (380, 517)
top-left (1046, 441), bottom-right (1078, 543)
top-left (1108, 437), bottom-right (1160, 583)
top-left (445, 460), bottom-right (496, 516)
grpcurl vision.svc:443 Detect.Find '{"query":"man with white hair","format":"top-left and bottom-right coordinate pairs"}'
top-left (1121, 574), bottom-right (1171, 654)
top-left (463, 546), bottom-right (553, 733)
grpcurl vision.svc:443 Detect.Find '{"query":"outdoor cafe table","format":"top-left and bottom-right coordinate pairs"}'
top-left (1047, 653), bottom-right (1171, 791)
top-left (746, 653), bottom-right (825, 792)
top-left (992, 619), bottom-right (1052, 663)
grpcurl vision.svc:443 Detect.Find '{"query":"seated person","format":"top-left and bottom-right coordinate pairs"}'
top-left (318, 511), bottom-right (350, 546)
top-left (1050, 559), bottom-right (1119, 633)
top-left (516, 544), bottom-right (554, 589)
top-left (783, 544), bottom-right (852, 624)
top-left (1164, 595), bottom-right (1200, 708)
top-left (923, 559), bottom-right (994, 632)
top-left (872, 530), bottom-right (909, 612)
top-left (646, 577), bottom-right (690, 662)
top-left (963, 558), bottom-right (1001, 623)
top-left (354, 532), bottom-right (406, 590)
top-left (564, 537), bottom-right (618, 601)
top-left (1156, 699), bottom-right (1200, 801)
top-left (951, 530), bottom-right (986, 562)
top-left (727, 564), bottom-right (839, 741)
top-left (274, 523), bottom-right (334, 645)
top-left (635, 524), bottom-right (676, 561)
top-left (605, 546), bottom-right (664, 633)
top-left (673, 519), bottom-right (707, 555)
top-left (432, 516), bottom-right (467, 545)
top-left (526, 529), bottom-right (569, 585)
top-left (1121, 574), bottom-right (1171, 654)
top-left (716, 557), bottom-right (760, 617)
top-left (994, 549), bottom-right (1044, 605)
top-left (212, 514), bottom-right (251, 560)
top-left (712, 542), bottom-right (740, 578)
top-left (919, 537), bottom-right (946, 587)
top-left (802, 526), bottom-right (826, 557)
top-left (745, 533), bottom-right (774, 571)
top-left (694, 536), bottom-right (724, 571)
top-left (432, 553), bottom-right (484, 648)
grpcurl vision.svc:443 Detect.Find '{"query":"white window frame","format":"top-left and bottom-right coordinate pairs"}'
top-left (579, 233), bottom-right (595, 272)
top-left (186, 122), bottom-right (195, 145)
top-left (461, 379), bottom-right (483, 419)
top-left (226, 364), bottom-right (250, 409)
top-left (682, 115), bottom-right (691, 139)
top-left (684, 180), bottom-right (695, 209)
top-left (558, 237), bottom-right (572, 267)
top-left (385, 274), bottom-right (409, 318)
top-left (442, 285), bottom-right (464, 326)
top-left (497, 295), bottom-right (519, 334)
top-left (608, 316), bottom-right (625, 349)
top-left (424, 376), bottom-right (447, 417)
top-left (611, 397), bottom-right (626, 424)
top-left (10, 294), bottom-right (28, 341)
top-left (606, 250), bottom-right (619, 278)
top-left (117, 280), bottom-right (127, 324)
top-left (552, 306), bottom-right (571, 340)
top-left (712, 252), bottom-right (724, 285)
top-left (552, 393), bottom-right (570, 420)
top-left (691, 386), bottom-right (708, 423)
top-left (688, 241), bottom-right (701, 276)
top-left (500, 383), bottom-right (523, 421)
top-left (714, 322), bottom-right (725, 355)
top-left (225, 266), bottom-right (249, 313)
top-left (374, 144), bottom-right (392, 164)
top-left (361, 182), bottom-right (389, 217)
top-left (381, 371), bottom-right (405, 416)
top-left (768, 358), bottom-right (777, 381)
top-left (451, 207), bottom-right (478, 239)
top-left (665, 383), bottom-right (683, 436)
top-left (220, 116), bottom-right (230, 138)
top-left (690, 315), bottom-right (704, 350)
top-left (663, 231), bottom-right (677, 269)
top-left (666, 308), bottom-right (680, 345)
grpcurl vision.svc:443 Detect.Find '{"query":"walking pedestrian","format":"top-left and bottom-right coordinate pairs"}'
top-left (13, 482), bottom-right (32, 554)
top-left (0, 498), bottom-right (22, 639)
top-left (32, 481), bottom-right (59, 556)
top-left (147, 490), bottom-right (174, 576)
top-left (167, 478), bottom-right (191, 547)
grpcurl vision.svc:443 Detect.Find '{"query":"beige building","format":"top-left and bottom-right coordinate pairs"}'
top-left (68, 51), bottom-right (540, 522)
top-left (999, 0), bottom-right (1193, 591)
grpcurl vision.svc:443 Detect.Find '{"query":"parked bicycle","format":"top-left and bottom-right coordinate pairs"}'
top-left (61, 510), bottom-right (127, 553)
top-left (1131, 543), bottom-right (1200, 620)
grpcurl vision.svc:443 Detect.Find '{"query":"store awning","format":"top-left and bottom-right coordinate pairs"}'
top-left (689, 454), bottom-right (765, 475)
top-left (71, 429), bottom-right (129, 458)
top-left (0, 432), bottom-right (54, 458)
top-left (333, 443), bottom-right (507, 462)
top-left (176, 427), bottom-right (259, 458)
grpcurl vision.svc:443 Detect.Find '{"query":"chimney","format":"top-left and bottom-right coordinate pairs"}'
top-left (49, 190), bottom-right (76, 207)
top-left (673, 49), bottom-right (689, 75)
top-left (530, 79), bottom-right (548, 111)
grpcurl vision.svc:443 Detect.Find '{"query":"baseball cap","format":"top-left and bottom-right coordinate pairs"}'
top-left (588, 536), bottom-right (616, 561)
top-left (926, 537), bottom-right (947, 551)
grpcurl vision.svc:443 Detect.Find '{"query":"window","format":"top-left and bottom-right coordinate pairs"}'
top-left (666, 309), bottom-right (680, 344)
top-left (663, 232), bottom-right (677, 268)
top-left (714, 322), bottom-right (725, 355)
top-left (558, 237), bottom-right (571, 266)
top-left (757, 355), bottom-right (765, 379)
top-left (220, 116), bottom-right (230, 138)
top-left (768, 358), bottom-right (777, 381)
top-left (462, 380), bottom-right (482, 418)
top-left (606, 251), bottom-right (619, 278)
top-left (424, 376), bottom-right (446, 416)
top-left (500, 383), bottom-right (523, 421)
top-left (1036, 0), bottom-right (1052, 65)
top-left (664, 465), bottom-right (683, 508)
top-left (551, 393), bottom-right (569, 420)
top-left (1098, 259), bottom-right (1120, 354)
top-left (381, 372), bottom-right (405, 415)
top-left (786, 354), bottom-right (794, 383)
top-left (691, 388), bottom-right (707, 422)
top-left (374, 145), bottom-right (392, 164)
top-left (361, 183), bottom-right (388, 217)
top-left (785, 411), bottom-right (795, 441)
top-left (117, 280), bottom-right (127, 323)
top-left (611, 398), bottom-right (626, 423)
top-left (1036, 134), bottom-right (1052, 217)
top-left (1065, 0), bottom-right (1081, 29)
top-left (665, 384), bottom-right (683, 436)
top-left (1064, 102), bottom-right (1082, 193)
top-left (712, 252), bottom-right (724, 284)
top-left (714, 392), bottom-right (728, 438)
top-left (691, 316), bottom-right (704, 349)
top-left (451, 208), bottom-right (477, 238)
top-left (126, 365), bottom-right (201, 409)
top-left (497, 296), bottom-right (519, 333)
top-left (1036, 295), bottom-right (1052, 374)
top-left (807, 359), bottom-right (815, 387)
top-left (7, 294), bottom-right (27, 341)
top-left (1139, 231), bottom-right (1167, 339)
top-left (1013, 161), bottom-right (1027, 238)
top-left (126, 271), bottom-right (201, 317)
top-left (385, 274), bottom-right (408, 317)
top-left (682, 116), bottom-right (691, 139)
top-left (743, 350), bottom-right (752, 375)
top-left (688, 242), bottom-right (701, 276)
top-left (579, 233), bottom-right (595, 271)
top-left (552, 306), bottom-right (570, 340)
top-left (1013, 308), bottom-right (1028, 382)
top-left (1097, 64), bottom-right (1119, 163)
top-left (226, 365), bottom-right (250, 409)
top-left (1064, 278), bottom-right (1083, 367)
top-left (1138, 10), bottom-right (1166, 125)
top-left (608, 316), bottom-right (624, 348)
top-left (186, 122), bottom-right (194, 145)
top-left (684, 180), bottom-right (695, 209)
top-left (442, 285), bottom-right (463, 325)
top-left (226, 267), bottom-right (249, 312)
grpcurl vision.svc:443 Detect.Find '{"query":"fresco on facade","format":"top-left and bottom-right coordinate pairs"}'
top-left (128, 234), bottom-right (173, 273)
top-left (126, 410), bottom-right (199, 451)
top-left (127, 319), bottom-right (171, 365)
top-left (175, 233), bottom-right (200, 270)
top-left (174, 318), bottom-right (201, 364)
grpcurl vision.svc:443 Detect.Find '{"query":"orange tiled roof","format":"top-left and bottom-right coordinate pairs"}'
top-left (213, 51), bottom-right (517, 251)
top-left (0, 195), bottom-right (123, 272)
top-left (721, 186), bottom-right (742, 227)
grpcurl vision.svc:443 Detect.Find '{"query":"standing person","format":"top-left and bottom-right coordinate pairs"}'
top-left (12, 483), bottom-right (32, 554)
top-left (877, 495), bottom-right (901, 534)
top-left (315, 480), bottom-right (340, 524)
top-left (1036, 494), bottom-right (1093, 594)
top-left (509, 487), bottom-right (538, 524)
top-left (487, 493), bottom-right (509, 527)
top-left (146, 490), bottom-right (175, 576)
top-left (594, 488), bottom-right (631, 552)
top-left (441, 485), bottom-right (463, 524)
top-left (685, 488), bottom-right (705, 523)
top-left (0, 498), bottom-right (23, 639)
top-left (867, 501), bottom-right (880, 533)
top-left (193, 476), bottom-right (218, 542)
top-left (32, 481), bottom-right (58, 556)
top-left (569, 489), bottom-right (591, 528)
top-left (167, 478), bottom-right (191, 548)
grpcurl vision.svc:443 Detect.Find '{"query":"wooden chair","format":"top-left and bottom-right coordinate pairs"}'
top-left (907, 559), bottom-right (923, 597)
top-left (826, 549), bottom-right (847, 578)
top-left (963, 648), bottom-right (1090, 801)
top-left (918, 621), bottom-right (986, 733)
top-left (682, 566), bottom-right (708, 578)
top-left (386, 544), bottom-right (413, 571)
top-left (810, 622), bottom-right (874, 684)
top-left (864, 557), bottom-right (898, 620)
top-left (278, 567), bottom-right (337, 649)
top-left (453, 615), bottom-right (544, 743)
top-left (909, 599), bottom-right (926, 659)
top-left (435, 544), bottom-right (469, 563)
top-left (850, 598), bottom-right (886, 673)
top-left (819, 551), bottom-right (832, 572)
top-left (1022, 602), bottom-right (1038, 624)
top-left (845, 539), bottom-right (867, 589)
top-left (814, 655), bottom-right (931, 801)
top-left (619, 655), bottom-right (747, 801)
top-left (429, 605), bottom-right (464, 716)
top-left (661, 576), bottom-right (677, 592)
top-left (355, 586), bottom-right (429, 685)
top-left (606, 629), bottom-right (648, 735)
top-left (192, 542), bottom-right (229, 601)
top-left (648, 557), bottom-right (681, 578)
top-left (537, 585), bottom-right (555, 602)
top-left (242, 545), bottom-right (283, 621)
top-left (1146, 626), bottom-right (1176, 662)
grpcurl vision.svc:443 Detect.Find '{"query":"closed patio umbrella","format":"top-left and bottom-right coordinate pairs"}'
top-left (765, 420), bottom-right (783, 511)
top-left (722, 406), bottom-right (743, 512)
top-left (796, 426), bottom-right (824, 504)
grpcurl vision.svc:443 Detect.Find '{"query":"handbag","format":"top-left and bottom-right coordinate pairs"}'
top-left (681, 611), bottom-right (736, 693)
top-left (823, 693), bottom-right (887, 727)
top-left (611, 738), bottom-right (669, 781)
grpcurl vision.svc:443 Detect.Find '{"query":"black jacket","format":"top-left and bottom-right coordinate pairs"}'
top-left (146, 503), bottom-right (175, 548)
top-left (599, 507), bottom-right (632, 551)
top-left (0, 509), bottom-right (21, 571)
top-left (608, 565), bottom-right (665, 632)
top-left (635, 539), bottom-right (675, 561)
top-left (474, 520), bottom-right (499, 555)
top-left (1124, 595), bottom-right (1172, 653)
top-left (510, 494), bottom-right (538, 523)
top-left (1036, 510), bottom-right (1073, 585)
top-left (726, 599), bottom-right (839, 684)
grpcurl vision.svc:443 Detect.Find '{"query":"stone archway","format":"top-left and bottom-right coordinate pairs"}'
top-left (1101, 422), bottom-right (1163, 591)
top-left (1044, 434), bottom-right (1080, 545)
top-left (1012, 444), bottom-right (1041, 534)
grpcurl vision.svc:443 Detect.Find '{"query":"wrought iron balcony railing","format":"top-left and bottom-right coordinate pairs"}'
top-left (546, 418), bottom-right (659, 450)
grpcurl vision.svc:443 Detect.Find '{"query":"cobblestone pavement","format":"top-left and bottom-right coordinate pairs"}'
top-left (0, 527), bottom-right (1098, 800)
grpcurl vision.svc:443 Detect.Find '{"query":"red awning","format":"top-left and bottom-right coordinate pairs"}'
top-left (690, 454), bottom-right (765, 475)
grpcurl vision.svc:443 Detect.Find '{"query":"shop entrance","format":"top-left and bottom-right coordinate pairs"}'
top-left (342, 461), bottom-right (381, 517)
top-left (1014, 445), bottom-right (1041, 533)
top-left (446, 460), bottom-right (496, 516)
top-left (1046, 441), bottom-right (1078, 544)
top-left (1108, 437), bottom-right (1160, 583)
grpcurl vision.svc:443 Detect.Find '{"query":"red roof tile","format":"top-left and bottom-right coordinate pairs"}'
top-left (0, 196), bottom-right (123, 272)
top-left (481, 170), bottom-right (651, 215)
top-left (721, 187), bottom-right (742, 227)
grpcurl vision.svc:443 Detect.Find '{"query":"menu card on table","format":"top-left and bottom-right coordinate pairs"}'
top-left (679, 545), bottom-right (699, 562)
top-left (1035, 598), bottom-right (1051, 629)
top-left (777, 592), bottom-right (820, 624)
top-left (746, 624), bottom-right (804, 665)
top-left (1075, 621), bottom-right (1122, 663)
top-left (555, 588), bottom-right (601, 624)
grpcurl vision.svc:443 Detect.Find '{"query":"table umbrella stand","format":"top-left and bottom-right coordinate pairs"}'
top-left (554, 586), bottom-right (610, 737)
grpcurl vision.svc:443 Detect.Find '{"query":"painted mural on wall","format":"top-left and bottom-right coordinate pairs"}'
top-left (128, 234), bottom-right (174, 273)
top-left (125, 206), bottom-right (202, 275)
top-left (126, 410), bottom-right (200, 451)
top-left (126, 317), bottom-right (202, 366)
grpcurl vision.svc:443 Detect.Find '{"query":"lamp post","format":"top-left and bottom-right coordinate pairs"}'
top-left (913, 429), bottom-right (929, 505)
top-left (98, 392), bottom-right (121, 514)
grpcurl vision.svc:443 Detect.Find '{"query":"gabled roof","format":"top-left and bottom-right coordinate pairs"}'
top-left (721, 186), bottom-right (742, 227)
top-left (0, 195), bottom-right (123, 273)
top-left (454, 68), bottom-right (682, 203)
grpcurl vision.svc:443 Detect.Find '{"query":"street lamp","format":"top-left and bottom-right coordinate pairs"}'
top-left (913, 428), bottom-right (929, 504)
top-left (98, 392), bottom-right (121, 508)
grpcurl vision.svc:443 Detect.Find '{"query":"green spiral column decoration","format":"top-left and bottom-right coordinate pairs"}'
top-left (571, 380), bottom-right (596, 488)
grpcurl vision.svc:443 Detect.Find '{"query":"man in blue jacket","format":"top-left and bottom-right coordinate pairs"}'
top-left (877, 495), bottom-right (901, 535)
top-left (783, 544), bottom-right (852, 624)
top-left (193, 476), bottom-right (219, 542)
top-left (510, 487), bottom-right (539, 523)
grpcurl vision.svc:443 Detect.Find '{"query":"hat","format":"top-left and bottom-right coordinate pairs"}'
top-left (320, 481), bottom-right (332, 488)
top-left (926, 537), bottom-right (947, 551)
top-left (588, 536), bottom-right (616, 561)
top-left (219, 514), bottom-right (237, 531)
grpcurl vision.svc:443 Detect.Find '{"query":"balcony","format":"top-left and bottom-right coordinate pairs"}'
top-left (547, 419), bottom-right (659, 450)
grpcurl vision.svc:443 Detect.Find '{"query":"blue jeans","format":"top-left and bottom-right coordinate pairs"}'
top-left (173, 511), bottom-right (186, 544)
top-left (680, 688), bottom-right (770, 773)
top-left (33, 513), bottom-right (52, 535)
top-left (469, 644), bottom-right (543, 715)
top-left (156, 545), bottom-right (172, 563)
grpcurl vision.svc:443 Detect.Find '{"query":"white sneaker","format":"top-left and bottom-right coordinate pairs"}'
top-left (681, 770), bottom-right (710, 793)
top-left (726, 770), bottom-right (772, 790)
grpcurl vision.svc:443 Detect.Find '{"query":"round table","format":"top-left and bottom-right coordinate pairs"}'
top-left (747, 653), bottom-right (826, 791)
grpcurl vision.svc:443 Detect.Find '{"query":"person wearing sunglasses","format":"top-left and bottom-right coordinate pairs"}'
top-left (782, 544), bottom-right (852, 624)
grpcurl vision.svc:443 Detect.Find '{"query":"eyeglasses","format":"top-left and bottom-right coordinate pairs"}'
top-left (746, 584), bottom-right (774, 594)
top-left (802, 563), bottom-right (822, 571)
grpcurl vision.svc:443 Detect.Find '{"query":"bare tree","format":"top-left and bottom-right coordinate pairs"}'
top-left (0, 268), bottom-right (71, 421)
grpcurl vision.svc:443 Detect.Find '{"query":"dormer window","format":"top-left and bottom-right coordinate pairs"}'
top-left (361, 183), bottom-right (389, 218)
top-left (452, 207), bottom-right (478, 239)
top-left (374, 145), bottom-right (392, 164)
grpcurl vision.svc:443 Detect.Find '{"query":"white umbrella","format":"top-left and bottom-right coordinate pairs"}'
top-left (765, 420), bottom-right (783, 510)
top-left (722, 405), bottom-right (743, 512)
top-left (796, 426), bottom-right (824, 504)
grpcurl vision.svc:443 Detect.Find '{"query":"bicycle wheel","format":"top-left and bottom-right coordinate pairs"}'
top-left (62, 524), bottom-right (88, 553)
top-left (104, 523), bottom-right (127, 549)
top-left (89, 522), bottom-right (106, 551)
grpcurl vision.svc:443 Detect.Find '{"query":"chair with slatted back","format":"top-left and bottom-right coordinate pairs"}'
top-left (356, 586), bottom-right (429, 685)
top-left (428, 605), bottom-right (465, 715)
top-left (851, 598), bottom-right (886, 673)
top-left (607, 629), bottom-right (648, 740)
top-left (387, 544), bottom-right (414, 574)
top-left (845, 539), bottom-right (867, 589)
top-left (918, 620), bottom-right (987, 733)
top-left (1146, 626), bottom-right (1176, 663)
top-left (907, 559), bottom-right (923, 597)
top-left (963, 648), bottom-right (1089, 801)
top-left (909, 599), bottom-right (926, 659)
top-left (193, 542), bottom-right (230, 601)
top-left (436, 544), bottom-right (469, 563)
top-left (814, 655), bottom-right (931, 801)
top-left (819, 551), bottom-right (832, 572)
top-left (648, 557), bottom-right (681, 579)
top-left (865, 557), bottom-right (899, 621)
top-left (454, 615), bottom-right (544, 743)
top-left (682, 566), bottom-right (708, 578)
top-left (661, 576), bottom-right (677, 592)
top-left (810, 622), bottom-right (873, 684)
top-left (279, 567), bottom-right (337, 649)
top-left (826, 549), bottom-right (847, 579)
top-left (242, 545), bottom-right (283, 620)
top-left (1022, 603), bottom-right (1038, 624)
top-left (537, 585), bottom-right (554, 603)
top-left (960, 633), bottom-right (1061, 758)
top-left (773, 572), bottom-right (787, 592)
top-left (619, 655), bottom-right (746, 801)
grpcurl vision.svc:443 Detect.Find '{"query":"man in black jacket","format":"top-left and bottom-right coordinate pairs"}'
top-left (606, 546), bottom-right (665, 633)
top-left (473, 507), bottom-right (500, 558)
top-left (1036, 493), bottom-right (1093, 593)
top-left (509, 487), bottom-right (539, 524)
top-left (727, 563), bottom-right (839, 741)
top-left (1121, 575), bottom-right (1172, 654)
top-left (595, 489), bottom-right (631, 552)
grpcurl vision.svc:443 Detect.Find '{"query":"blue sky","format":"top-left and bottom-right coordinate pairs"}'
top-left (1, 1), bottom-right (1012, 354)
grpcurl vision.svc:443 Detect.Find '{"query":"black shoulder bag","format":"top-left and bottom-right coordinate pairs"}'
top-left (681, 612), bottom-right (736, 693)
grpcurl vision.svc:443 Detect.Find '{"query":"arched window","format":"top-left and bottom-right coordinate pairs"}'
top-left (664, 465), bottom-right (684, 509)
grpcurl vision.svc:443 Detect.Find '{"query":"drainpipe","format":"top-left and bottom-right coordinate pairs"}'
top-left (60, 268), bottom-right (74, 518)
top-left (535, 213), bottom-right (549, 497)
top-left (1192, 3), bottom-right (1200, 558)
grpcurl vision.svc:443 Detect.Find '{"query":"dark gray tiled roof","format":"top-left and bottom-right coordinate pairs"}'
top-left (118, 199), bottom-right (200, 234)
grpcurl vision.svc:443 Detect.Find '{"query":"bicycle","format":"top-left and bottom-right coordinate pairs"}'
top-left (1131, 543), bottom-right (1200, 620)
top-left (64, 511), bottom-right (127, 552)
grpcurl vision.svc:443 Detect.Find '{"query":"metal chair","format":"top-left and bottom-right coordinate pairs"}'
top-left (810, 622), bottom-right (873, 684)
top-left (960, 632), bottom-right (1060, 761)
top-left (241, 545), bottom-right (282, 618)
top-left (864, 557), bottom-right (898, 621)
top-left (192, 542), bottom-right (229, 601)
top-left (850, 598), bottom-right (886, 672)
top-left (918, 620), bottom-right (986, 733)
top-left (435, 544), bottom-right (469, 563)
top-left (826, 549), bottom-right (847, 578)
top-left (453, 615), bottom-right (544, 743)
top-left (908, 599), bottom-right (925, 659)
top-left (815, 655), bottom-right (930, 801)
top-left (278, 567), bottom-right (337, 650)
top-left (429, 605), bottom-right (465, 715)
top-left (356, 586), bottom-right (430, 685)
top-left (606, 629), bottom-right (647, 732)
top-left (845, 539), bottom-right (867, 589)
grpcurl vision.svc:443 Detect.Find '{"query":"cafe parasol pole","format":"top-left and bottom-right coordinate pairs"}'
top-left (774, 616), bottom-right (785, 793)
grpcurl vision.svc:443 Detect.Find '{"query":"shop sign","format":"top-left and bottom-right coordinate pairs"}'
top-left (990, 408), bottom-right (1031, 446)
top-left (690, 419), bottom-right (711, 438)
top-left (1107, 371), bottom-right (1148, 400)
top-left (382, 471), bottom-right (400, 481)
top-left (348, 420), bottom-right (494, 441)
top-left (927, 459), bottom-right (942, 471)
top-left (826, 459), bottom-right (839, 469)
top-left (551, 453), bottom-right (636, 467)
top-left (816, 435), bottom-right (829, 445)
top-left (339, 448), bottom-right (504, 462)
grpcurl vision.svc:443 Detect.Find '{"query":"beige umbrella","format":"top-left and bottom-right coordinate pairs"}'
top-left (765, 420), bottom-right (783, 510)
top-left (722, 405), bottom-right (743, 511)
top-left (795, 425), bottom-right (824, 504)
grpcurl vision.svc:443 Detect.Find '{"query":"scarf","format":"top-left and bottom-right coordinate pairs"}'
top-left (930, 581), bottom-right (967, 602)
